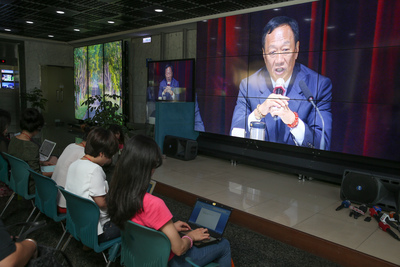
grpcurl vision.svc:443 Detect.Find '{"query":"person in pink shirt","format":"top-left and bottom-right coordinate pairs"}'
top-left (107, 135), bottom-right (232, 267)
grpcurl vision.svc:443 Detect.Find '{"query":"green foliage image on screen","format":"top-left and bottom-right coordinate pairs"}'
top-left (74, 41), bottom-right (123, 121)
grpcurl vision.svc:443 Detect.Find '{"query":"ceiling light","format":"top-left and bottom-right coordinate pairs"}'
top-left (56, 10), bottom-right (65, 14)
top-left (74, 28), bottom-right (80, 32)
top-left (48, 35), bottom-right (54, 38)
top-left (26, 21), bottom-right (34, 24)
top-left (107, 20), bottom-right (115, 24)
top-left (154, 9), bottom-right (163, 13)
top-left (4, 29), bottom-right (11, 32)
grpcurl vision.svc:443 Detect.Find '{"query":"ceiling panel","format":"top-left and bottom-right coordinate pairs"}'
top-left (0, 0), bottom-right (291, 42)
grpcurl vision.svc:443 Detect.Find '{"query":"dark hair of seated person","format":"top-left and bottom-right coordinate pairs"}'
top-left (80, 124), bottom-right (93, 142)
top-left (108, 124), bottom-right (125, 144)
top-left (84, 127), bottom-right (119, 159)
top-left (0, 109), bottom-right (11, 152)
top-left (20, 108), bottom-right (44, 133)
top-left (107, 134), bottom-right (162, 229)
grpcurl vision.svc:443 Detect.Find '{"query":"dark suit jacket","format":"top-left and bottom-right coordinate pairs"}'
top-left (158, 78), bottom-right (179, 100)
top-left (230, 63), bottom-right (332, 150)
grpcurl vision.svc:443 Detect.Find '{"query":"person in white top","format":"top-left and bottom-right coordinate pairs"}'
top-left (52, 125), bottom-right (92, 213)
top-left (65, 127), bottom-right (120, 243)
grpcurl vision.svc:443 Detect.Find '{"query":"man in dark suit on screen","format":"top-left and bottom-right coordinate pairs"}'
top-left (230, 16), bottom-right (332, 150)
top-left (158, 64), bottom-right (180, 101)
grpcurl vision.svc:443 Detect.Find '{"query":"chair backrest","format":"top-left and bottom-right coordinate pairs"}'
top-left (121, 220), bottom-right (171, 267)
top-left (29, 170), bottom-right (66, 222)
top-left (3, 153), bottom-right (34, 200)
top-left (57, 186), bottom-right (101, 250)
top-left (58, 186), bottom-right (121, 265)
top-left (0, 152), bottom-right (9, 185)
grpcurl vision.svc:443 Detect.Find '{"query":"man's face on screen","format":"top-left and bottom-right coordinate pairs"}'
top-left (262, 24), bottom-right (299, 82)
top-left (165, 67), bottom-right (173, 83)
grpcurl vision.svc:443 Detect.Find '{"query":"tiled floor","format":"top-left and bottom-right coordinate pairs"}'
top-left (39, 125), bottom-right (399, 265)
top-left (152, 154), bottom-right (400, 266)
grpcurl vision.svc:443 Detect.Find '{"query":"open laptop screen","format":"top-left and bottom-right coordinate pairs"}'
top-left (39, 139), bottom-right (56, 161)
top-left (188, 199), bottom-right (232, 236)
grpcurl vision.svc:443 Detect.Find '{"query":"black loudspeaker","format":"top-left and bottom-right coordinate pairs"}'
top-left (340, 170), bottom-right (400, 212)
top-left (163, 135), bottom-right (198, 161)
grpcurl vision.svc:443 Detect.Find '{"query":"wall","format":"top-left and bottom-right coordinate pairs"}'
top-left (129, 28), bottom-right (196, 124)
top-left (1, 28), bottom-right (195, 129)
top-left (0, 40), bottom-right (20, 133)
top-left (24, 40), bottom-right (73, 93)
top-left (0, 39), bottom-right (73, 133)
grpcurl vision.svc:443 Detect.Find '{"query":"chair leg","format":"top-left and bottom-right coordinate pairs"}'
top-left (55, 227), bottom-right (68, 250)
top-left (61, 234), bottom-right (73, 252)
top-left (31, 210), bottom-right (41, 223)
top-left (108, 243), bottom-right (121, 263)
top-left (20, 210), bottom-right (41, 238)
top-left (18, 205), bottom-right (38, 237)
top-left (0, 192), bottom-right (15, 218)
top-left (104, 243), bottom-right (121, 267)
top-left (102, 252), bottom-right (109, 265)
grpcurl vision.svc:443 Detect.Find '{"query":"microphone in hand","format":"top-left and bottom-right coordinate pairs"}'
top-left (272, 78), bottom-right (285, 120)
top-left (273, 78), bottom-right (285, 95)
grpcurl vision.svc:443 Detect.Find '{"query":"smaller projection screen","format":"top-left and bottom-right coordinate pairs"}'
top-left (147, 59), bottom-right (194, 103)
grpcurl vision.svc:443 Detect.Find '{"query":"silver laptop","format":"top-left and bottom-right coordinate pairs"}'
top-left (180, 198), bottom-right (232, 247)
top-left (39, 139), bottom-right (56, 161)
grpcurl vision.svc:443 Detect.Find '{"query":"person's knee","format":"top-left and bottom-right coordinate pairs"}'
top-left (220, 238), bottom-right (231, 253)
top-left (221, 238), bottom-right (230, 247)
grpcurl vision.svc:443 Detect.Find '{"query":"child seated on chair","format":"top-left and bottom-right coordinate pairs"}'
top-left (107, 135), bottom-right (232, 267)
top-left (65, 127), bottom-right (120, 243)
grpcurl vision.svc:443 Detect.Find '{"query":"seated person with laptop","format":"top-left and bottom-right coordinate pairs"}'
top-left (8, 108), bottom-right (57, 193)
top-left (107, 135), bottom-right (232, 267)
top-left (178, 198), bottom-right (232, 248)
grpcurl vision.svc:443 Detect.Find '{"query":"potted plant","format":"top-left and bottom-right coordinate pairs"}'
top-left (21, 87), bottom-right (48, 111)
top-left (81, 94), bottom-right (128, 133)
